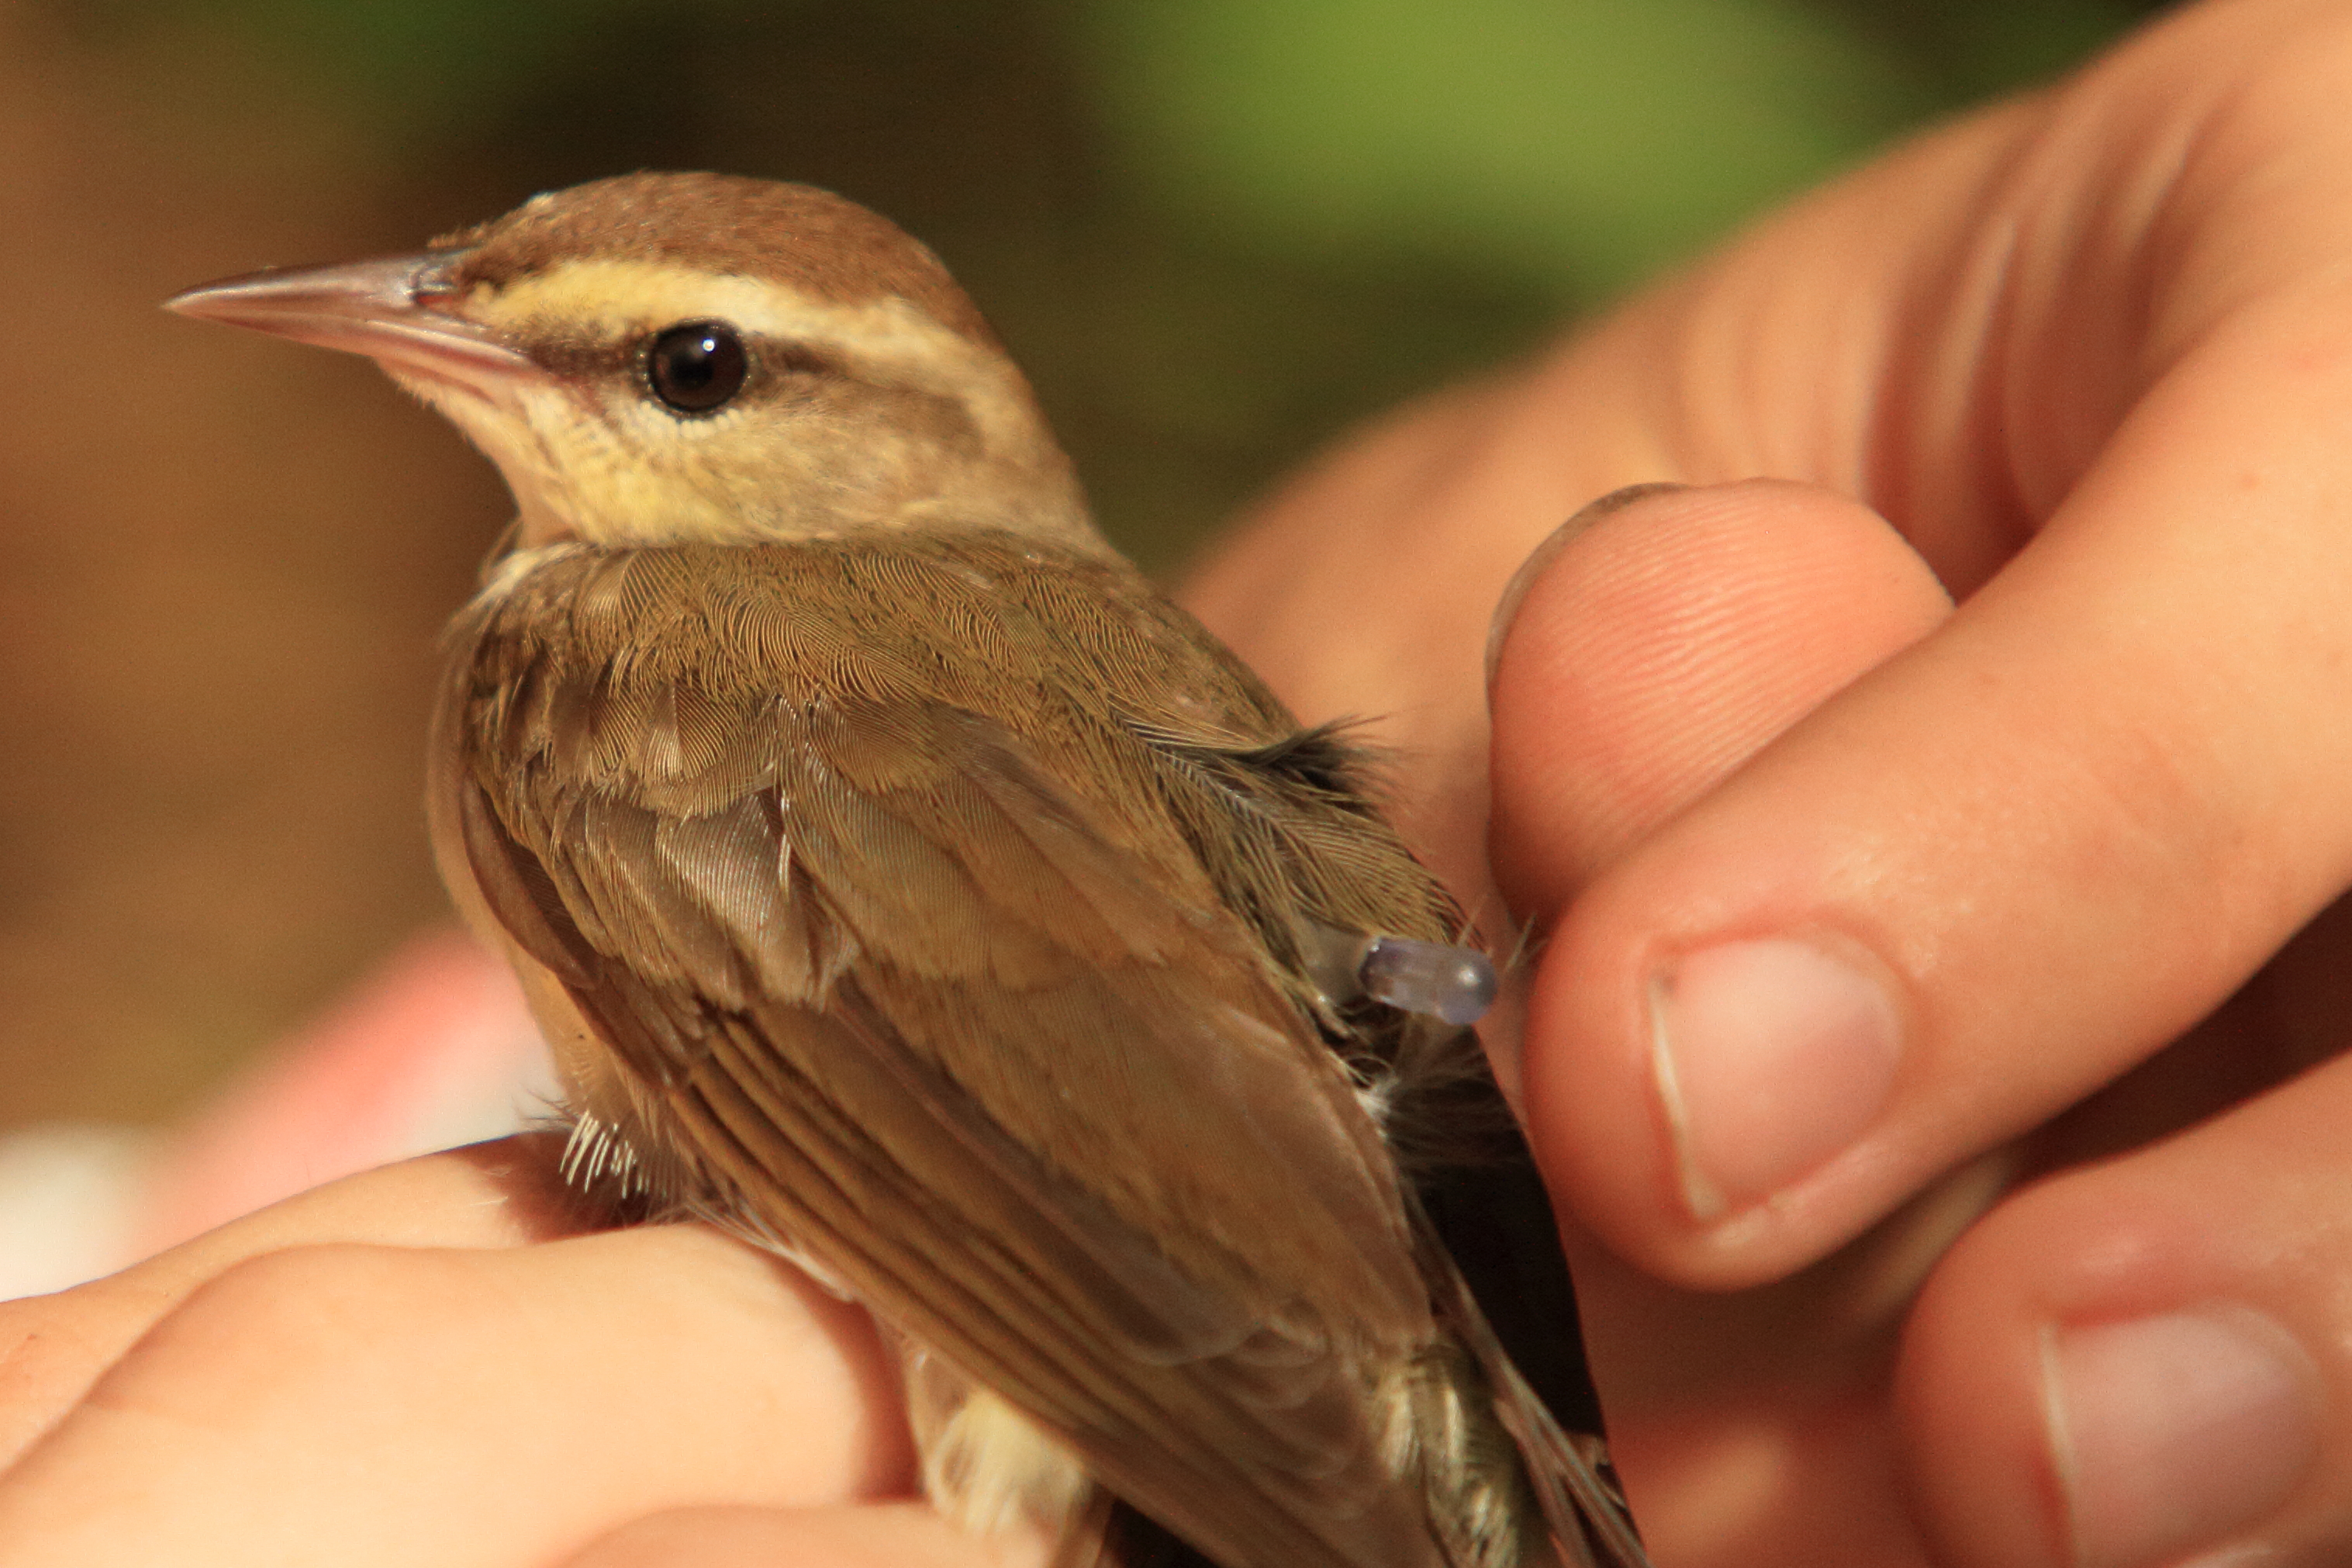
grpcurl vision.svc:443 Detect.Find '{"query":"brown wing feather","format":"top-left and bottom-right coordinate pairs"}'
top-left (440, 535), bottom-right (1479, 1568)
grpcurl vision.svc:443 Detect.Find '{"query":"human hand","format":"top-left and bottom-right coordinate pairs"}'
top-left (18, 2), bottom-right (2352, 1563)
top-left (0, 1138), bottom-right (963, 1566)
top-left (1184, 0), bottom-right (2352, 1563)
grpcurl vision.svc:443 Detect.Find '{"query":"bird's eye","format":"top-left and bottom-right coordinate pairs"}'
top-left (644, 321), bottom-right (748, 414)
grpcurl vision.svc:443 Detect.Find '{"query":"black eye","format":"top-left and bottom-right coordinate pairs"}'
top-left (644, 320), bottom-right (748, 414)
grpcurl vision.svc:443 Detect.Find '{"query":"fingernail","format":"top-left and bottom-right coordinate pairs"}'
top-left (1648, 936), bottom-right (1901, 1221)
top-left (1485, 482), bottom-right (1686, 693)
top-left (2045, 1307), bottom-right (2320, 1568)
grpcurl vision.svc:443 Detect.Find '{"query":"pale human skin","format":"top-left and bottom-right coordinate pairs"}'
top-left (8, 0), bottom-right (2352, 1563)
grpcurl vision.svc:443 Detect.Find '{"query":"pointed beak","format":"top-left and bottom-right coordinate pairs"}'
top-left (164, 253), bottom-right (537, 398)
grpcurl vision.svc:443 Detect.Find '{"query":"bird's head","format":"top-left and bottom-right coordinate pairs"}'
top-left (168, 172), bottom-right (1096, 551)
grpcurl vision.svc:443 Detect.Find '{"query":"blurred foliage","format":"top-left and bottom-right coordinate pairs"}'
top-left (1088, 0), bottom-right (1922, 300)
top-left (68, 0), bottom-right (2164, 568)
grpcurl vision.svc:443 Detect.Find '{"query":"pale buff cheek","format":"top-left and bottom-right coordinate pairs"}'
top-left (509, 389), bottom-right (756, 547)
top-left (547, 391), bottom-right (948, 544)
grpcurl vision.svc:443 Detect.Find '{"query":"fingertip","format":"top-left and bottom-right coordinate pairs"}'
top-left (1894, 1193), bottom-right (2075, 1568)
top-left (1493, 479), bottom-right (1950, 1276)
top-left (1899, 1195), bottom-right (2334, 1568)
top-left (1513, 447), bottom-right (2352, 1294)
top-left (1482, 481), bottom-right (1691, 692)
top-left (1898, 1089), bottom-right (2352, 1568)
top-left (1487, 478), bottom-right (1950, 914)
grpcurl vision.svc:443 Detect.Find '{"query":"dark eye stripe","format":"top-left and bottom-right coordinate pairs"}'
top-left (516, 323), bottom-right (840, 405)
top-left (527, 337), bottom-right (634, 380)
top-left (764, 340), bottom-right (842, 378)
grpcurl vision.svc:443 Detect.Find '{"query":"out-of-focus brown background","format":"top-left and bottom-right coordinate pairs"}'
top-left (0, 0), bottom-right (2162, 1131)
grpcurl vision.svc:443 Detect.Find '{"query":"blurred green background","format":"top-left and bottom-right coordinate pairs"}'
top-left (1, 0), bottom-right (2167, 1128)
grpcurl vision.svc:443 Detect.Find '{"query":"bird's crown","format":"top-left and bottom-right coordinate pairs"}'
top-left (435, 171), bottom-right (999, 347)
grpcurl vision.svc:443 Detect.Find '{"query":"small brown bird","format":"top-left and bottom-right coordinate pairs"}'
top-left (167, 173), bottom-right (1647, 1568)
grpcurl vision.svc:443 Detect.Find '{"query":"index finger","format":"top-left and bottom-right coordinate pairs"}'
top-left (1528, 2), bottom-right (2352, 1284)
